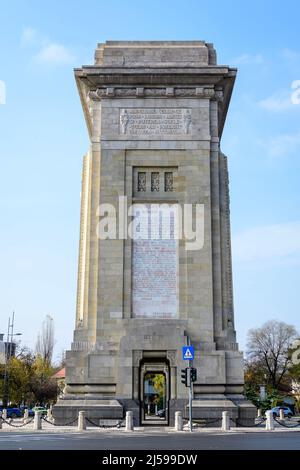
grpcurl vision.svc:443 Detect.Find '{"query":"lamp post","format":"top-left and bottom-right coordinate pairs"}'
top-left (2, 312), bottom-right (22, 407)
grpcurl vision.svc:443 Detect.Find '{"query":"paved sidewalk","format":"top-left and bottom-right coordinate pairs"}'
top-left (1, 419), bottom-right (300, 434)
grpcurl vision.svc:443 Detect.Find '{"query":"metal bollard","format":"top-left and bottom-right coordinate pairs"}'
top-left (257, 408), bottom-right (262, 418)
top-left (222, 411), bottom-right (230, 431)
top-left (78, 411), bottom-right (86, 431)
top-left (279, 409), bottom-right (285, 421)
top-left (0, 412), bottom-right (2, 429)
top-left (175, 411), bottom-right (183, 431)
top-left (2, 409), bottom-right (7, 421)
top-left (265, 410), bottom-right (274, 430)
top-left (125, 411), bottom-right (133, 431)
top-left (34, 411), bottom-right (42, 430)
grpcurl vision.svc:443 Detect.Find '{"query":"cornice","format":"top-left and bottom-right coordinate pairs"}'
top-left (88, 86), bottom-right (223, 100)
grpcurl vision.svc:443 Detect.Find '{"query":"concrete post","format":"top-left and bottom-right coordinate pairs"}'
top-left (222, 411), bottom-right (230, 431)
top-left (174, 411), bottom-right (183, 431)
top-left (34, 411), bottom-right (42, 430)
top-left (78, 411), bottom-right (86, 431)
top-left (125, 411), bottom-right (133, 431)
top-left (279, 409), bottom-right (285, 421)
top-left (47, 408), bottom-right (52, 421)
top-left (266, 410), bottom-right (275, 430)
top-left (23, 409), bottom-right (29, 423)
top-left (257, 408), bottom-right (262, 417)
top-left (2, 409), bottom-right (7, 421)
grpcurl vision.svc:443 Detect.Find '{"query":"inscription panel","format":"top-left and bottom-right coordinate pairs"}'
top-left (120, 108), bottom-right (192, 135)
top-left (132, 204), bottom-right (178, 319)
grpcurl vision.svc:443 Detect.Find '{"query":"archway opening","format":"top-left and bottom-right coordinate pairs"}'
top-left (143, 372), bottom-right (166, 421)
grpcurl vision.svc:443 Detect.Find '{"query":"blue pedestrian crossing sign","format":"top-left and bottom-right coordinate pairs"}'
top-left (182, 346), bottom-right (194, 360)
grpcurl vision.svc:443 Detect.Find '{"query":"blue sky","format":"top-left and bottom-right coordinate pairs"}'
top-left (0, 0), bottom-right (300, 362)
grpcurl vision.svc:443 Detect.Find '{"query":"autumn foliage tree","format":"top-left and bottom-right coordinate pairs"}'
top-left (0, 316), bottom-right (59, 406)
top-left (0, 351), bottom-right (59, 406)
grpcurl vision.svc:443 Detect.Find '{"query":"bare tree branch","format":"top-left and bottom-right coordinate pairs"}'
top-left (247, 320), bottom-right (298, 388)
top-left (35, 315), bottom-right (55, 365)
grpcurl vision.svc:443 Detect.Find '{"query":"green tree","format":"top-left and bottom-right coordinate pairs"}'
top-left (30, 355), bottom-right (58, 405)
top-left (0, 350), bottom-right (59, 406)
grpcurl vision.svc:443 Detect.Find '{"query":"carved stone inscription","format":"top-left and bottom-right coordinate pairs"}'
top-left (120, 108), bottom-right (192, 135)
top-left (132, 204), bottom-right (178, 318)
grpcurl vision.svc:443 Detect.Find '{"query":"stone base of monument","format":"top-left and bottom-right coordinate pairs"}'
top-left (52, 396), bottom-right (256, 427)
top-left (181, 397), bottom-right (256, 427)
top-left (187, 398), bottom-right (237, 427)
top-left (231, 398), bottom-right (258, 426)
top-left (52, 398), bottom-right (123, 425)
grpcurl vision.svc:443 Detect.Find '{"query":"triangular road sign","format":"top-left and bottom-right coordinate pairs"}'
top-left (183, 348), bottom-right (193, 359)
top-left (182, 345), bottom-right (194, 360)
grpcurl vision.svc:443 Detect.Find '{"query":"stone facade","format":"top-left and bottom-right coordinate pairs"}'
top-left (53, 41), bottom-right (255, 426)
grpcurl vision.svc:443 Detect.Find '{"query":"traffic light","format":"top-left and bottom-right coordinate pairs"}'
top-left (181, 368), bottom-right (191, 387)
top-left (181, 368), bottom-right (187, 386)
top-left (190, 367), bottom-right (197, 383)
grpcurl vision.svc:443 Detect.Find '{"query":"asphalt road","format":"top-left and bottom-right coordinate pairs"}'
top-left (0, 430), bottom-right (300, 450)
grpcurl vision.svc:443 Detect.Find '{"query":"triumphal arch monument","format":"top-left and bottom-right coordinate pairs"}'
top-left (53, 41), bottom-right (255, 426)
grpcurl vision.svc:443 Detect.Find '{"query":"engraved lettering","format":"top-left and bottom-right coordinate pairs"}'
top-left (120, 108), bottom-right (192, 135)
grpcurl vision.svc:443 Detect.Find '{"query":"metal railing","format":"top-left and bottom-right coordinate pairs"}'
top-left (230, 417), bottom-right (266, 427)
top-left (274, 417), bottom-right (300, 428)
top-left (41, 416), bottom-right (78, 427)
top-left (182, 416), bottom-right (221, 427)
top-left (0, 416), bottom-right (34, 428)
top-left (85, 417), bottom-right (126, 428)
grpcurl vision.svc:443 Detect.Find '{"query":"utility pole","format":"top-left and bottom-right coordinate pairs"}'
top-left (3, 312), bottom-right (21, 407)
top-left (3, 316), bottom-right (11, 407)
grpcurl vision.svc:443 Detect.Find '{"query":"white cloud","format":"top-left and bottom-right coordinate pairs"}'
top-left (233, 222), bottom-right (300, 264)
top-left (262, 131), bottom-right (300, 157)
top-left (20, 27), bottom-right (76, 67)
top-left (20, 27), bottom-right (38, 47)
top-left (33, 43), bottom-right (75, 66)
top-left (232, 53), bottom-right (264, 65)
top-left (281, 48), bottom-right (300, 61)
top-left (259, 90), bottom-right (293, 111)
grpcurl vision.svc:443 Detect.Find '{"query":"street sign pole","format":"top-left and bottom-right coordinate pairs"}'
top-left (182, 340), bottom-right (195, 433)
top-left (187, 337), bottom-right (193, 433)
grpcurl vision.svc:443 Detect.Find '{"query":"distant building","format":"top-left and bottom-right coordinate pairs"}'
top-left (52, 367), bottom-right (66, 395)
top-left (0, 333), bottom-right (16, 365)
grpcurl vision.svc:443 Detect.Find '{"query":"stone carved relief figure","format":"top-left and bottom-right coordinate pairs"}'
top-left (183, 110), bottom-right (192, 134)
top-left (120, 109), bottom-right (129, 134)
